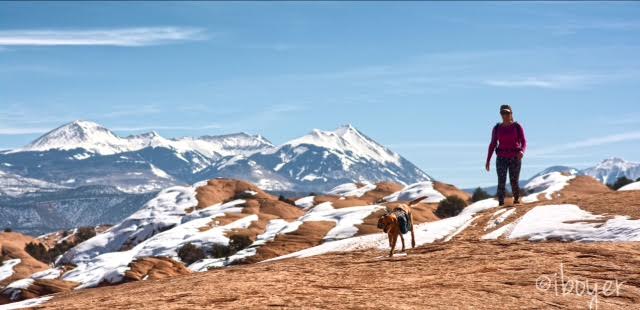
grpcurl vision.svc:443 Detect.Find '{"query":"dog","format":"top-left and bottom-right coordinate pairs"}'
top-left (377, 196), bottom-right (426, 257)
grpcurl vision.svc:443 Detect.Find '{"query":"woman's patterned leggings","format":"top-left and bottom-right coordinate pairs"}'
top-left (496, 156), bottom-right (522, 205)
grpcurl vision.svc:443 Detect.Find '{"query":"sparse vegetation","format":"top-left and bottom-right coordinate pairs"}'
top-left (25, 242), bottom-right (50, 262)
top-left (207, 234), bottom-right (254, 260)
top-left (234, 191), bottom-right (257, 200)
top-left (608, 177), bottom-right (634, 190)
top-left (278, 195), bottom-right (296, 206)
top-left (435, 196), bottom-right (468, 218)
top-left (228, 234), bottom-right (253, 253)
top-left (76, 227), bottom-right (96, 241)
top-left (636, 177), bottom-right (640, 182)
top-left (25, 226), bottom-right (97, 263)
top-left (177, 242), bottom-right (205, 265)
top-left (471, 187), bottom-right (491, 202)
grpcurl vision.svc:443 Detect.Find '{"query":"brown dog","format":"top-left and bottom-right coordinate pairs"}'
top-left (377, 196), bottom-right (426, 257)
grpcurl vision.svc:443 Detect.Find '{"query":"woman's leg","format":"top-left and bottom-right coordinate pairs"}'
top-left (508, 158), bottom-right (522, 203)
top-left (496, 157), bottom-right (508, 205)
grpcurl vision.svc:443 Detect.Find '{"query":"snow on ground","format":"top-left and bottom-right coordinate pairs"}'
top-left (2, 279), bottom-right (34, 300)
top-left (266, 199), bottom-right (499, 261)
top-left (0, 259), bottom-right (20, 282)
top-left (507, 204), bottom-right (640, 242)
top-left (384, 181), bottom-right (445, 203)
top-left (481, 223), bottom-right (515, 240)
top-left (485, 208), bottom-right (516, 230)
top-left (327, 182), bottom-right (376, 197)
top-left (619, 181), bottom-right (640, 191)
top-left (189, 218), bottom-right (303, 271)
top-left (0, 295), bottom-right (53, 310)
top-left (29, 268), bottom-right (63, 280)
top-left (189, 202), bottom-right (383, 270)
top-left (302, 202), bottom-right (384, 240)
top-left (59, 185), bottom-right (199, 265)
top-left (294, 196), bottom-right (315, 208)
top-left (521, 172), bottom-right (576, 203)
top-left (61, 213), bottom-right (258, 289)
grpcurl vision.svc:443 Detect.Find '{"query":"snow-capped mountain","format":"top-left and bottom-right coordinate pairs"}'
top-left (0, 120), bottom-right (274, 193)
top-left (10, 120), bottom-right (274, 159)
top-left (581, 157), bottom-right (640, 184)
top-left (197, 125), bottom-right (432, 192)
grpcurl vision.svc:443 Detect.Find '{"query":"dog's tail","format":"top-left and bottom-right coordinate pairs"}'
top-left (408, 196), bottom-right (428, 206)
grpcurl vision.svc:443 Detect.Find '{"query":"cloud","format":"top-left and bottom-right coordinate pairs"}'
top-left (529, 131), bottom-right (640, 157)
top-left (483, 74), bottom-right (607, 89)
top-left (0, 27), bottom-right (207, 47)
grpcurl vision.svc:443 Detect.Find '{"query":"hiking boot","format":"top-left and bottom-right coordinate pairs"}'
top-left (513, 199), bottom-right (520, 205)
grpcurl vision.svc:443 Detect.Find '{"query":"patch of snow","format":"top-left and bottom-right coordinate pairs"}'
top-left (30, 268), bottom-right (62, 280)
top-left (0, 295), bottom-right (53, 309)
top-left (481, 223), bottom-right (515, 240)
top-left (2, 278), bottom-right (34, 301)
top-left (522, 172), bottom-right (575, 203)
top-left (485, 208), bottom-right (516, 230)
top-left (619, 181), bottom-right (640, 191)
top-left (327, 182), bottom-right (376, 197)
top-left (384, 181), bottom-right (445, 203)
top-left (149, 164), bottom-right (172, 179)
top-left (0, 259), bottom-right (21, 282)
top-left (508, 204), bottom-right (640, 242)
top-left (294, 196), bottom-right (315, 208)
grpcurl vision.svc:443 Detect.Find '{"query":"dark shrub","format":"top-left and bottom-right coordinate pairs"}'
top-left (25, 242), bottom-right (49, 263)
top-left (3, 228), bottom-right (12, 233)
top-left (608, 177), bottom-right (634, 190)
top-left (228, 234), bottom-right (253, 253)
top-left (210, 243), bottom-right (231, 259)
top-left (435, 196), bottom-right (468, 218)
top-left (471, 187), bottom-right (491, 202)
top-left (178, 242), bottom-right (205, 265)
top-left (278, 195), bottom-right (296, 205)
top-left (76, 227), bottom-right (96, 242)
top-left (234, 191), bottom-right (256, 200)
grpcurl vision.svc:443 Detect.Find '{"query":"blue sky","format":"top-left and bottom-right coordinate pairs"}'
top-left (1, 2), bottom-right (639, 188)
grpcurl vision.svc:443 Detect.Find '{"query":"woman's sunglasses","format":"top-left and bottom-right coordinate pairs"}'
top-left (500, 111), bottom-right (512, 115)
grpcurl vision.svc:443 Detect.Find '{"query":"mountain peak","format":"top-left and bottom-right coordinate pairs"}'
top-left (22, 120), bottom-right (122, 154)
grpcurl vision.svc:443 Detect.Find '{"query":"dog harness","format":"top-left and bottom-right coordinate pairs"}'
top-left (391, 208), bottom-right (412, 234)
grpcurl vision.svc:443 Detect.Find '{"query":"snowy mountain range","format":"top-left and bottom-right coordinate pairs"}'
top-left (0, 120), bottom-right (431, 194)
top-left (528, 158), bottom-right (640, 185)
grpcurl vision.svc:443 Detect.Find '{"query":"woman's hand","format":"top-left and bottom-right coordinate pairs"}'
top-left (485, 161), bottom-right (490, 172)
top-left (518, 151), bottom-right (524, 160)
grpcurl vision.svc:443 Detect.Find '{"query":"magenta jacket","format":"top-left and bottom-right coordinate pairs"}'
top-left (486, 122), bottom-right (527, 162)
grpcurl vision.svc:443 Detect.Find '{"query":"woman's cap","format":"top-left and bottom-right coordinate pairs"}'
top-left (500, 104), bottom-right (512, 113)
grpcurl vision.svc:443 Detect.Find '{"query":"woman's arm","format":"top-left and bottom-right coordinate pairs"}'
top-left (517, 123), bottom-right (526, 158)
top-left (486, 126), bottom-right (498, 169)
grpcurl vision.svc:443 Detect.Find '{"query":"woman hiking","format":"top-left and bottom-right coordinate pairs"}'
top-left (485, 105), bottom-right (527, 206)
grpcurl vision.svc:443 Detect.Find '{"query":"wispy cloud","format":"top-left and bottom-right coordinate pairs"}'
top-left (484, 74), bottom-right (608, 89)
top-left (0, 27), bottom-right (207, 47)
top-left (529, 131), bottom-right (640, 157)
